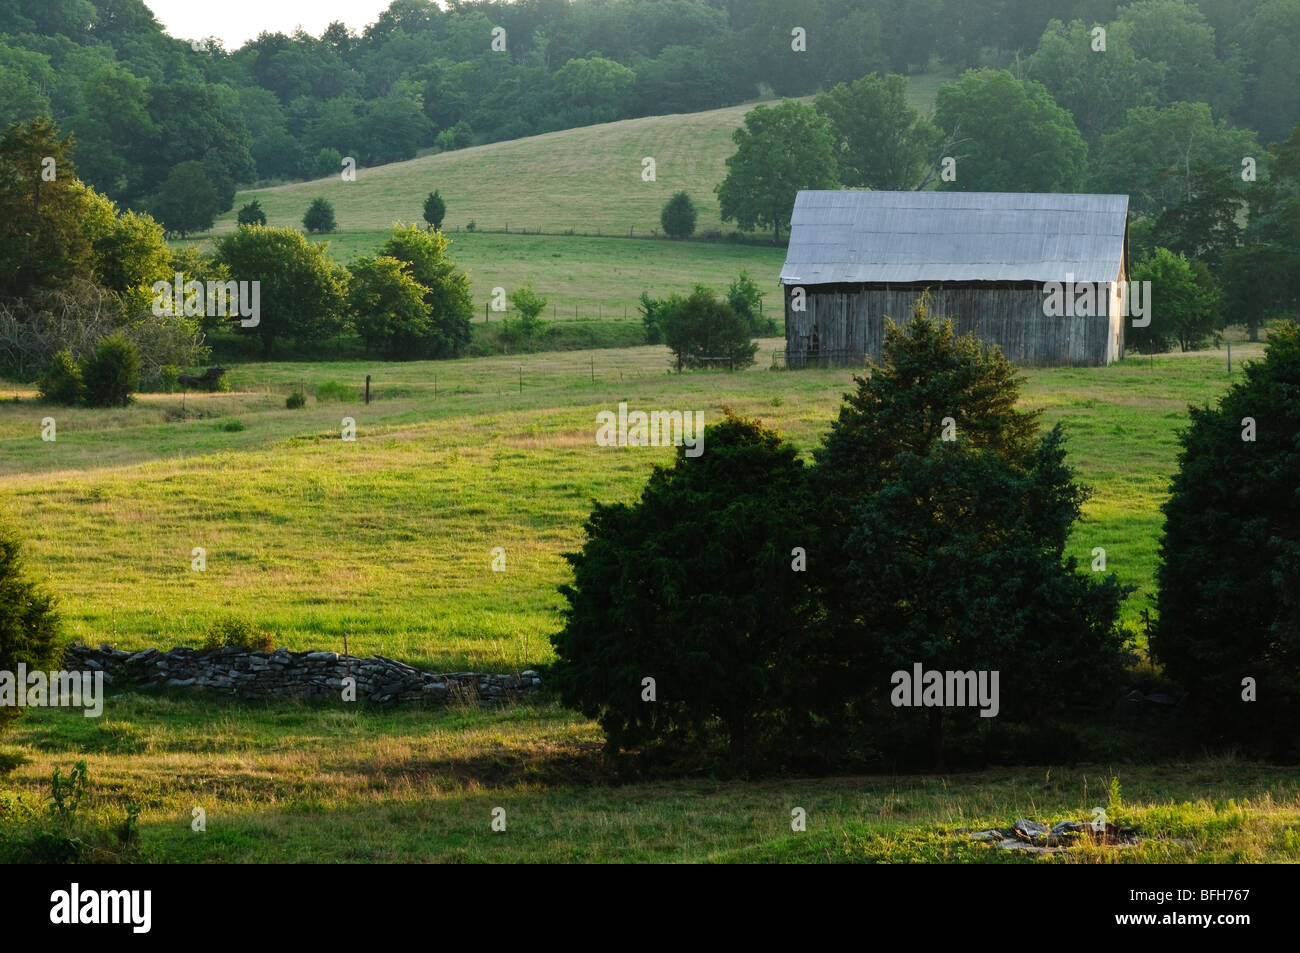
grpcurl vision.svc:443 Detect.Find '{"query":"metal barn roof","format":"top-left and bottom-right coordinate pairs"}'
top-left (779, 190), bottom-right (1129, 285)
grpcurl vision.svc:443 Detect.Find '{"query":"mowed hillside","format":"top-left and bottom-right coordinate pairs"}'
top-left (221, 101), bottom-right (778, 237)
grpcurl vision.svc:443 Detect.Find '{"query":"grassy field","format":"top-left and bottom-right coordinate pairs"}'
top-left (2, 696), bottom-right (1297, 862)
top-left (213, 74), bottom-right (943, 242)
top-left (175, 81), bottom-right (943, 322)
top-left (283, 231), bottom-right (788, 325)
top-left (2, 338), bottom-right (1290, 863)
top-left (220, 101), bottom-right (779, 239)
top-left (0, 340), bottom-right (1259, 669)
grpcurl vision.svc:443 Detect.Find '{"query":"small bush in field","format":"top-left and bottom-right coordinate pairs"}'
top-left (203, 616), bottom-right (274, 652)
top-left (81, 335), bottom-right (139, 407)
top-left (37, 350), bottom-right (84, 405)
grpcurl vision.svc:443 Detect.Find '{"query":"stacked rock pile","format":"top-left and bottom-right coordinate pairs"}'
top-left (63, 643), bottom-right (542, 705)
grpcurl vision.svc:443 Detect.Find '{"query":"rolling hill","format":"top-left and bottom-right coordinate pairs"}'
top-left (222, 101), bottom-right (779, 238)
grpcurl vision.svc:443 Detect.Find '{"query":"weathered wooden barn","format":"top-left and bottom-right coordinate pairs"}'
top-left (778, 190), bottom-right (1131, 367)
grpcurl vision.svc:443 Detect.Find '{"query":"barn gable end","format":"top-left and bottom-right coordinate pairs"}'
top-left (779, 191), bottom-right (1130, 368)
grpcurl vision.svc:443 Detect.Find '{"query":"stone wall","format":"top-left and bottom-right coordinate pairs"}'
top-left (64, 644), bottom-right (542, 705)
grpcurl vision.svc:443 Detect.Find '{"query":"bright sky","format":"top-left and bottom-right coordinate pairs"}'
top-left (144, 0), bottom-right (401, 49)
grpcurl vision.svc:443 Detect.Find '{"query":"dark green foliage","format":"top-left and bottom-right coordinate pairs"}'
top-left (725, 270), bottom-right (773, 336)
top-left (1152, 163), bottom-right (1243, 275)
top-left (1151, 323), bottom-right (1300, 756)
top-left (1230, 123), bottom-right (1300, 339)
top-left (347, 254), bottom-right (432, 358)
top-left (837, 429), bottom-right (1133, 764)
top-left (556, 295), bottom-right (1131, 772)
top-left (550, 411), bottom-right (817, 770)
top-left (374, 224), bottom-right (473, 358)
top-left (422, 190), bottom-right (446, 230)
top-left (37, 350), bottom-right (84, 405)
top-left (215, 225), bottom-right (347, 356)
top-left (715, 100), bottom-right (838, 243)
top-left (0, 118), bottom-right (89, 298)
top-left (0, 0), bottom-right (1291, 221)
top-left (815, 73), bottom-right (940, 189)
top-left (1222, 244), bottom-right (1297, 342)
top-left (1091, 103), bottom-right (1261, 218)
top-left (812, 295), bottom-right (1041, 525)
top-left (807, 297), bottom-right (1130, 765)
top-left (436, 121), bottom-right (473, 151)
top-left (149, 161), bottom-right (220, 238)
top-left (285, 390), bottom-right (306, 409)
top-left (637, 291), bottom-right (683, 346)
top-left (660, 285), bottom-right (757, 371)
top-left (660, 191), bottom-right (696, 239)
top-left (1129, 248), bottom-right (1221, 353)
top-left (80, 334), bottom-right (139, 407)
top-left (0, 524), bottom-right (62, 739)
top-left (302, 197), bottom-right (336, 234)
top-left (237, 200), bottom-right (267, 227)
top-left (933, 69), bottom-right (1088, 193)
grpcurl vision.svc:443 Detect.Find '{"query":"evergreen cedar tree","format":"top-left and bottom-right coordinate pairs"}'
top-left (237, 200), bottom-right (268, 227)
top-left (660, 191), bottom-right (696, 239)
top-left (1151, 323), bottom-right (1300, 756)
top-left (423, 190), bottom-right (446, 230)
top-left (303, 197), bottom-right (336, 233)
top-left (552, 297), bottom-right (1133, 772)
top-left (0, 525), bottom-right (62, 738)
top-left (550, 410), bottom-right (816, 771)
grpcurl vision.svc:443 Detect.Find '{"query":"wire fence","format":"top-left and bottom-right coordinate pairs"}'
top-left (770, 348), bottom-right (868, 370)
top-left (443, 222), bottom-right (783, 247)
top-left (478, 295), bottom-right (766, 324)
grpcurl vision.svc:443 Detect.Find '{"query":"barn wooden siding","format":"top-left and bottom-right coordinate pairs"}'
top-left (783, 281), bottom-right (1115, 367)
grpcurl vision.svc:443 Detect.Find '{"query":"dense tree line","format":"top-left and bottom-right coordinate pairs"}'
top-left (1, 0), bottom-right (1297, 232)
top-left (0, 119), bottom-right (473, 387)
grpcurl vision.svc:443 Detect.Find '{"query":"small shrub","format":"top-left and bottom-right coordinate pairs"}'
top-left (314, 379), bottom-right (357, 402)
top-left (49, 760), bottom-right (90, 822)
top-left (661, 191), bottom-right (697, 239)
top-left (156, 365), bottom-right (181, 394)
top-left (303, 197), bottom-right (336, 234)
top-left (0, 750), bottom-right (28, 777)
top-left (466, 219), bottom-right (477, 232)
top-left (37, 350), bottom-right (84, 405)
top-left (237, 200), bottom-right (267, 227)
top-left (81, 335), bottom-right (140, 408)
top-left (0, 760), bottom-right (144, 863)
top-left (218, 418), bottom-right (245, 432)
top-left (203, 615), bottom-right (274, 652)
top-left (286, 390), bottom-right (307, 409)
top-left (423, 189), bottom-right (446, 229)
